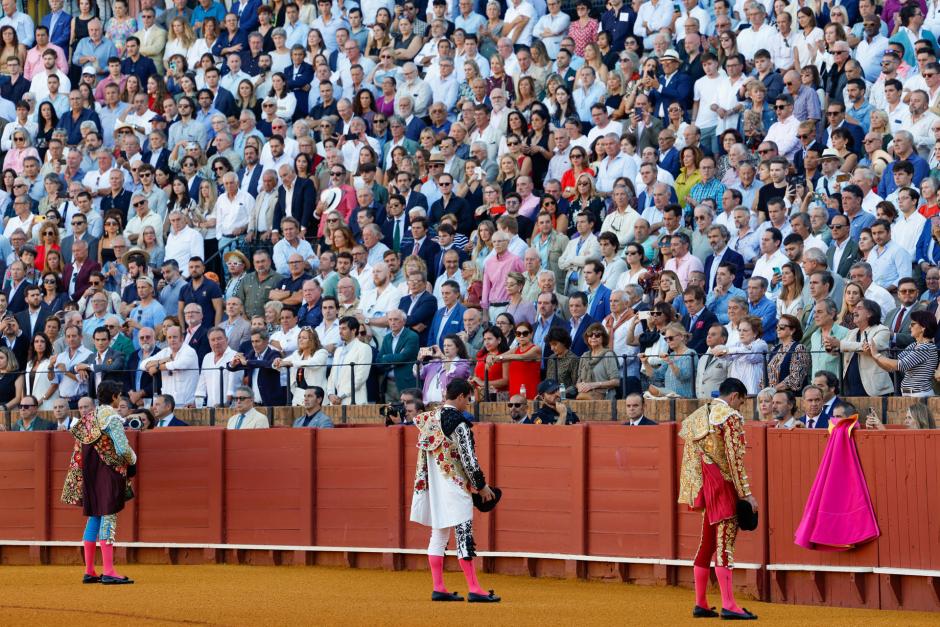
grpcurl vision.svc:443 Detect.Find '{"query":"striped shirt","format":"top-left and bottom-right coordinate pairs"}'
top-left (896, 342), bottom-right (939, 394)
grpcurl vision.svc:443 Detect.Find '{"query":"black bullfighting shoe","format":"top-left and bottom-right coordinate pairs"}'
top-left (693, 605), bottom-right (719, 618)
top-left (431, 591), bottom-right (464, 602)
top-left (467, 590), bottom-right (501, 603)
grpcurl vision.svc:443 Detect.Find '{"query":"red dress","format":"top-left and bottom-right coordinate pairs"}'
top-left (473, 350), bottom-right (506, 398)
top-left (508, 345), bottom-right (540, 399)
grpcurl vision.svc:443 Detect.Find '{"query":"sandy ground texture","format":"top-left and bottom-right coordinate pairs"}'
top-left (0, 564), bottom-right (936, 626)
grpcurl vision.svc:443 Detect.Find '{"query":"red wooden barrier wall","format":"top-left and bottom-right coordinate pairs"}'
top-left (0, 425), bottom-right (938, 612)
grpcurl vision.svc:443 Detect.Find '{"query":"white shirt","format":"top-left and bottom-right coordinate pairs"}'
top-left (195, 347), bottom-right (240, 407)
top-left (215, 190), bottom-right (253, 236)
top-left (892, 210), bottom-right (928, 252)
top-left (315, 318), bottom-right (341, 349)
top-left (360, 285), bottom-right (401, 342)
top-left (736, 23), bottom-right (782, 60)
top-left (505, 1), bottom-right (536, 45)
top-left (532, 12), bottom-right (570, 58)
top-left (751, 249), bottom-right (789, 298)
top-left (29, 69), bottom-right (70, 101)
top-left (165, 226), bottom-right (205, 275)
top-left (270, 325), bottom-right (301, 358)
top-left (140, 344), bottom-right (200, 406)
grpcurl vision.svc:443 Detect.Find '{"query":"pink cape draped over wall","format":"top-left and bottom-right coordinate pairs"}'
top-left (794, 416), bottom-right (880, 551)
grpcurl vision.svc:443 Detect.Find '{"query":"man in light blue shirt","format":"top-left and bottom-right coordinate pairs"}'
top-left (747, 276), bottom-right (778, 344)
top-left (283, 3), bottom-right (310, 48)
top-left (96, 83), bottom-right (129, 149)
top-left (454, 0), bottom-right (486, 34)
top-left (572, 66), bottom-right (606, 122)
top-left (705, 263), bottom-right (746, 324)
top-left (868, 219), bottom-right (912, 289)
top-left (71, 19), bottom-right (117, 78)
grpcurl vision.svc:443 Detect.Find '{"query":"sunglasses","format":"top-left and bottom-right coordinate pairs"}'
top-left (18, 403), bottom-right (35, 408)
top-left (515, 330), bottom-right (530, 337)
top-left (589, 332), bottom-right (604, 338)
top-left (507, 402), bottom-right (524, 408)
top-left (133, 200), bottom-right (146, 207)
top-left (233, 395), bottom-right (251, 401)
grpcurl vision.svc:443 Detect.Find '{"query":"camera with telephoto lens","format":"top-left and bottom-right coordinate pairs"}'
top-left (125, 415), bottom-right (145, 430)
top-left (380, 402), bottom-right (406, 426)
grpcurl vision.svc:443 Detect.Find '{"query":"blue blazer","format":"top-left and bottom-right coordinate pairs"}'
top-left (227, 345), bottom-right (284, 407)
top-left (430, 195), bottom-right (473, 234)
top-left (284, 62), bottom-right (315, 116)
top-left (212, 86), bottom-right (237, 117)
top-left (160, 414), bottom-right (189, 427)
top-left (431, 246), bottom-right (469, 279)
top-left (650, 71), bottom-right (693, 117)
top-left (569, 314), bottom-right (595, 357)
top-left (636, 187), bottom-right (677, 213)
top-left (231, 0), bottom-right (262, 34)
top-left (377, 327), bottom-right (420, 389)
top-left (428, 303), bottom-right (466, 348)
top-left (381, 216), bottom-right (413, 253)
top-left (704, 249), bottom-right (746, 290)
top-left (411, 237), bottom-right (441, 282)
top-left (588, 285), bottom-right (611, 321)
top-left (403, 190), bottom-right (429, 213)
top-left (237, 164), bottom-right (263, 198)
top-left (658, 147), bottom-right (680, 178)
top-left (42, 11), bottom-right (72, 51)
top-left (141, 147), bottom-right (170, 172)
top-left (798, 414), bottom-right (831, 429)
top-left (682, 307), bottom-right (718, 355)
top-left (398, 291), bottom-right (438, 346)
top-left (818, 120), bottom-right (865, 157)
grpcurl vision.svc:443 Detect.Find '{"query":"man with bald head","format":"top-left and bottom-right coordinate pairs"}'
top-left (269, 252), bottom-right (313, 308)
top-left (360, 262), bottom-right (399, 342)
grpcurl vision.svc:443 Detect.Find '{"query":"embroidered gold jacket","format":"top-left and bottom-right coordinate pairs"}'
top-left (678, 400), bottom-right (751, 507)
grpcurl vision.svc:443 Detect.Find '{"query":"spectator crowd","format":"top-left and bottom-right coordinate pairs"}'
top-left (2, 0), bottom-right (940, 431)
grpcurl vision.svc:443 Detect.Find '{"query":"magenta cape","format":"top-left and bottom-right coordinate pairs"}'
top-left (794, 416), bottom-right (880, 551)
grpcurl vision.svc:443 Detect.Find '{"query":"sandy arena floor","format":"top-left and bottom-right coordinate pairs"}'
top-left (0, 564), bottom-right (935, 626)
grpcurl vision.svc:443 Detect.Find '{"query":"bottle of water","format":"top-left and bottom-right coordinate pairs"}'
top-left (520, 384), bottom-right (527, 398)
top-left (560, 386), bottom-right (567, 401)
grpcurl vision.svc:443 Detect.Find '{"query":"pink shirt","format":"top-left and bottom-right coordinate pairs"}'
top-left (664, 252), bottom-right (704, 290)
top-left (481, 251), bottom-right (524, 308)
top-left (25, 43), bottom-right (68, 80)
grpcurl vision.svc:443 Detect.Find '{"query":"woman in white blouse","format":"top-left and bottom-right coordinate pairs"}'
top-left (164, 16), bottom-right (197, 68)
top-left (276, 327), bottom-right (329, 406)
top-left (715, 316), bottom-right (769, 395)
top-left (792, 7), bottom-right (824, 69)
top-left (268, 72), bottom-right (297, 121)
top-left (25, 333), bottom-right (58, 410)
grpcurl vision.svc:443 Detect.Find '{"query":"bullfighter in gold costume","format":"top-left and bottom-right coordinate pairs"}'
top-left (678, 378), bottom-right (758, 620)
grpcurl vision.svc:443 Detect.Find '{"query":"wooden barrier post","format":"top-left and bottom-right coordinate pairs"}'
top-left (566, 425), bottom-right (588, 580)
top-left (384, 426), bottom-right (404, 571)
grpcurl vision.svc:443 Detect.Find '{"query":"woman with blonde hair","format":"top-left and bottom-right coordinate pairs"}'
top-left (582, 43), bottom-right (608, 84)
top-left (643, 322), bottom-right (697, 398)
top-left (164, 16), bottom-right (197, 67)
top-left (560, 146), bottom-right (594, 200)
top-left (496, 154), bottom-right (520, 197)
top-left (461, 261), bottom-right (483, 307)
top-left (471, 219), bottom-right (496, 272)
top-left (35, 220), bottom-right (60, 272)
top-left (275, 327), bottom-right (330, 405)
top-left (836, 281), bottom-right (864, 330)
top-left (0, 346), bottom-right (23, 410)
top-left (568, 172), bottom-right (605, 230)
top-left (487, 54), bottom-right (514, 102)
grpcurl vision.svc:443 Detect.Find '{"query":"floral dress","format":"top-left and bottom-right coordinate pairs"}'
top-left (106, 17), bottom-right (138, 57)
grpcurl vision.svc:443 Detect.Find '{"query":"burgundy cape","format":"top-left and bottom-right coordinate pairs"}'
top-left (794, 416), bottom-right (880, 551)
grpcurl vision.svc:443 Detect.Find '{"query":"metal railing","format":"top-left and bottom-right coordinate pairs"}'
top-left (2, 347), bottom-right (917, 411)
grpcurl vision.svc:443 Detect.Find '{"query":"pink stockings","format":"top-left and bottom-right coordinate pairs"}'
top-left (427, 555), bottom-right (485, 595)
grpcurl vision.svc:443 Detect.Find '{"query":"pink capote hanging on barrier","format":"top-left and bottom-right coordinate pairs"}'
top-left (794, 415), bottom-right (880, 551)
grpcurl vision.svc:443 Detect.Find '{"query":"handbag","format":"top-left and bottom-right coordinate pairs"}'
top-left (736, 498), bottom-right (758, 531)
top-left (472, 486), bottom-right (502, 512)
